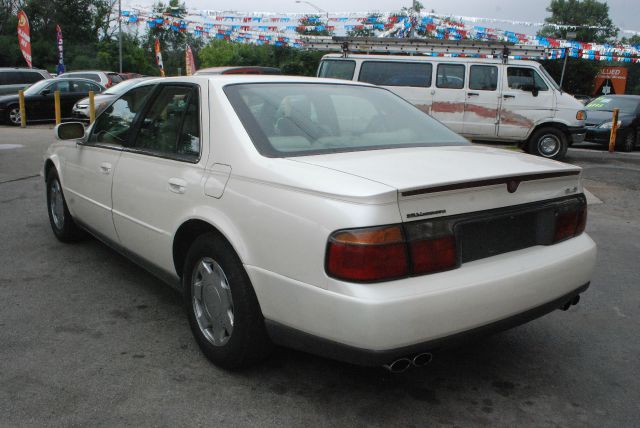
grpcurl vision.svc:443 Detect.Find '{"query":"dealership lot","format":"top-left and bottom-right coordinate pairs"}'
top-left (1, 125), bottom-right (639, 426)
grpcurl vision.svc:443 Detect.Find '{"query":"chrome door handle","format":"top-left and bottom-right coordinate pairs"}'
top-left (503, 94), bottom-right (516, 99)
top-left (99, 162), bottom-right (112, 174)
top-left (168, 178), bottom-right (187, 194)
top-left (467, 92), bottom-right (479, 97)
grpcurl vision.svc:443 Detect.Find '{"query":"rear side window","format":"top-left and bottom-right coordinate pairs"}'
top-left (359, 62), bottom-right (432, 88)
top-left (317, 60), bottom-right (356, 80)
top-left (469, 65), bottom-right (498, 91)
top-left (507, 67), bottom-right (549, 91)
top-left (109, 74), bottom-right (123, 84)
top-left (67, 73), bottom-right (101, 82)
top-left (132, 85), bottom-right (200, 161)
top-left (89, 85), bottom-right (154, 146)
top-left (0, 71), bottom-right (22, 85)
top-left (436, 64), bottom-right (465, 89)
top-left (20, 71), bottom-right (44, 84)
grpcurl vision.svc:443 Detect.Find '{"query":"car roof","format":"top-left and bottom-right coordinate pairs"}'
top-left (59, 71), bottom-right (114, 75)
top-left (592, 94), bottom-right (640, 99)
top-left (321, 53), bottom-right (542, 67)
top-left (0, 67), bottom-right (49, 72)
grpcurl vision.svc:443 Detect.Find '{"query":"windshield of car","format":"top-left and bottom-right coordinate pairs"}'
top-left (224, 83), bottom-right (468, 157)
top-left (23, 79), bottom-right (52, 95)
top-left (104, 78), bottom-right (146, 95)
top-left (586, 96), bottom-right (640, 114)
top-left (538, 65), bottom-right (561, 91)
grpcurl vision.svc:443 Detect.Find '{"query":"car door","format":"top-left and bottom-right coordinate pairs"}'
top-left (498, 66), bottom-right (555, 140)
top-left (112, 83), bottom-right (208, 271)
top-left (431, 63), bottom-right (467, 133)
top-left (62, 84), bottom-right (154, 243)
top-left (462, 64), bottom-right (501, 138)
top-left (25, 81), bottom-right (55, 120)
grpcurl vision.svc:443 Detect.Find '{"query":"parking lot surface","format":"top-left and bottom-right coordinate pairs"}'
top-left (1, 125), bottom-right (639, 427)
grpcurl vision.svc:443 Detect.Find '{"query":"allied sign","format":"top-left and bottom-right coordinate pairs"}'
top-left (17, 10), bottom-right (32, 68)
top-left (593, 67), bottom-right (628, 96)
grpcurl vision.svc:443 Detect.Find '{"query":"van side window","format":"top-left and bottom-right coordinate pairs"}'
top-left (436, 64), bottom-right (465, 89)
top-left (469, 65), bottom-right (498, 91)
top-left (358, 62), bottom-right (432, 87)
top-left (507, 68), bottom-right (549, 91)
top-left (317, 60), bottom-right (356, 80)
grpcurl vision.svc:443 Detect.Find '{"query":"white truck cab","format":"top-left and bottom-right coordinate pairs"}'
top-left (317, 53), bottom-right (586, 160)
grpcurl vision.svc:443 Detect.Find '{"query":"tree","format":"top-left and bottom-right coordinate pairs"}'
top-left (295, 15), bottom-right (333, 37)
top-left (538, 0), bottom-right (618, 43)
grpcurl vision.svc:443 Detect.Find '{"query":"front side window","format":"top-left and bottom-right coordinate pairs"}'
top-left (317, 60), bottom-right (356, 80)
top-left (507, 67), bottom-right (549, 91)
top-left (436, 64), bottom-right (465, 89)
top-left (469, 65), bottom-right (498, 91)
top-left (224, 83), bottom-right (468, 157)
top-left (88, 85), bottom-right (154, 146)
top-left (131, 85), bottom-right (200, 161)
top-left (359, 61), bottom-right (432, 88)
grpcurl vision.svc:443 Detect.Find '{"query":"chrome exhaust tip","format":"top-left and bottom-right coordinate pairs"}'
top-left (383, 358), bottom-right (412, 373)
top-left (412, 352), bottom-right (433, 367)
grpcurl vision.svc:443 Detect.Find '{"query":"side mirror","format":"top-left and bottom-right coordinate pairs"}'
top-left (532, 86), bottom-right (539, 97)
top-left (41, 89), bottom-right (51, 96)
top-left (55, 122), bottom-right (85, 140)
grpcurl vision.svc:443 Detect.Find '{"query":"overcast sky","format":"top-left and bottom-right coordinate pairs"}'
top-left (129, 0), bottom-right (640, 34)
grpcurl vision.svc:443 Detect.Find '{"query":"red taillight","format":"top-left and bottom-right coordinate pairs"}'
top-left (410, 236), bottom-right (457, 274)
top-left (106, 77), bottom-right (113, 88)
top-left (553, 201), bottom-right (587, 243)
top-left (326, 226), bottom-right (408, 282)
top-left (326, 221), bottom-right (458, 282)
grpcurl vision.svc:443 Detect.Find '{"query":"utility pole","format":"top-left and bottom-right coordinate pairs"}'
top-left (409, 0), bottom-right (417, 38)
top-left (118, 0), bottom-right (123, 73)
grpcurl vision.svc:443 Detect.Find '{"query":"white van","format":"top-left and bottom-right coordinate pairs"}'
top-left (317, 54), bottom-right (586, 160)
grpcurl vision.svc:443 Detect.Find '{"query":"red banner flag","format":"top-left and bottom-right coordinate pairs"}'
top-left (185, 45), bottom-right (196, 76)
top-left (154, 38), bottom-right (165, 77)
top-left (17, 10), bottom-right (32, 68)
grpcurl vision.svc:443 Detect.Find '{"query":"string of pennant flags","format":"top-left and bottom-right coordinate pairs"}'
top-left (118, 8), bottom-right (640, 63)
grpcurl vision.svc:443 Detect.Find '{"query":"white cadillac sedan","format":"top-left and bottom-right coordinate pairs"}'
top-left (45, 76), bottom-right (596, 372)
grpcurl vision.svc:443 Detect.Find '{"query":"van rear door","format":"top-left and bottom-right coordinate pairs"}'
top-left (498, 66), bottom-right (555, 140)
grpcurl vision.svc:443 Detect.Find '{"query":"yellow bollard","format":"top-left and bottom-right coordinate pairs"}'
top-left (608, 108), bottom-right (620, 153)
top-left (18, 90), bottom-right (26, 128)
top-left (88, 91), bottom-right (96, 124)
top-left (54, 90), bottom-right (61, 125)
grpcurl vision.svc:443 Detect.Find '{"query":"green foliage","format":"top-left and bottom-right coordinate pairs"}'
top-left (198, 40), bottom-right (324, 76)
top-left (539, 58), bottom-right (601, 94)
top-left (538, 0), bottom-right (618, 43)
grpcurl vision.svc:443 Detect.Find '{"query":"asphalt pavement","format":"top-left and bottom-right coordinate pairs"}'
top-left (1, 125), bottom-right (639, 427)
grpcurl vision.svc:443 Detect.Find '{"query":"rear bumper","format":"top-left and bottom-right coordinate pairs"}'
top-left (266, 282), bottom-right (589, 366)
top-left (248, 233), bottom-right (597, 366)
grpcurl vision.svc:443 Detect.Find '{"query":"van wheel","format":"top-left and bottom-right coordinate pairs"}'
top-left (183, 233), bottom-right (272, 369)
top-left (528, 127), bottom-right (568, 160)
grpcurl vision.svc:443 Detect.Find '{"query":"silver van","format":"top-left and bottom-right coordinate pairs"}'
top-left (318, 54), bottom-right (587, 160)
top-left (0, 68), bottom-right (51, 95)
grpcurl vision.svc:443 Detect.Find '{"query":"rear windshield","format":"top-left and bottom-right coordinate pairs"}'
top-left (586, 96), bottom-right (640, 114)
top-left (64, 73), bottom-right (100, 82)
top-left (224, 83), bottom-right (468, 157)
top-left (317, 60), bottom-right (356, 80)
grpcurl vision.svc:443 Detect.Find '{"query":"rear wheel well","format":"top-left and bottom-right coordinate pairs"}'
top-left (173, 220), bottom-right (230, 278)
top-left (528, 122), bottom-right (570, 145)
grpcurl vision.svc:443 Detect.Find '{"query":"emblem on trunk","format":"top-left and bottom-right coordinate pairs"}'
top-left (507, 180), bottom-right (520, 193)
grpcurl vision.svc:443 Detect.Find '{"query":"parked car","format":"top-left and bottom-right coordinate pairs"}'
top-left (46, 76), bottom-right (596, 371)
top-left (585, 95), bottom-right (640, 152)
top-left (572, 94), bottom-right (593, 105)
top-left (57, 70), bottom-right (122, 88)
top-left (118, 72), bottom-right (144, 80)
top-left (0, 67), bottom-right (52, 95)
top-left (72, 77), bottom-right (152, 121)
top-left (0, 78), bottom-right (105, 125)
top-left (318, 54), bottom-right (587, 160)
top-left (194, 66), bottom-right (281, 75)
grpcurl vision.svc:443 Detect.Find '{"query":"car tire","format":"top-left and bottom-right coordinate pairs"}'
top-left (616, 129), bottom-right (635, 152)
top-left (183, 232), bottom-right (272, 369)
top-left (528, 127), bottom-right (568, 160)
top-left (46, 169), bottom-right (84, 242)
top-left (6, 104), bottom-right (21, 126)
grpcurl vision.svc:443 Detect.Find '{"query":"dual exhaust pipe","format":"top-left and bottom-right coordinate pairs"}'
top-left (383, 352), bottom-right (433, 373)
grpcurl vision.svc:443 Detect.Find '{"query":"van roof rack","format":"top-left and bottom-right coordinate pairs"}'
top-left (301, 36), bottom-right (548, 63)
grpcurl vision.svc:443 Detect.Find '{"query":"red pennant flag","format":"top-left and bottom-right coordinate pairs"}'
top-left (17, 10), bottom-right (32, 68)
